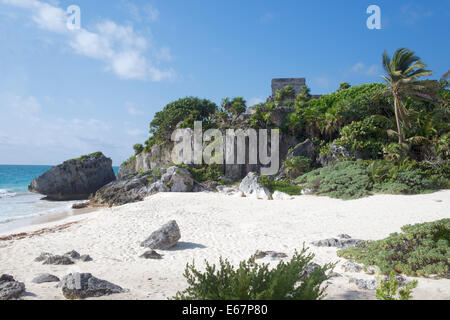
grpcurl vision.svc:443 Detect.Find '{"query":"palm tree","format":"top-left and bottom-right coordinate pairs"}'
top-left (381, 48), bottom-right (435, 144)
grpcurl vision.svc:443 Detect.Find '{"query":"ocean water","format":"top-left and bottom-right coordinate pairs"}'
top-left (0, 165), bottom-right (119, 226)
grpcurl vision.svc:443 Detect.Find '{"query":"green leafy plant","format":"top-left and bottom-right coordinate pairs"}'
top-left (133, 143), bottom-right (144, 155)
top-left (376, 271), bottom-right (418, 300)
top-left (261, 176), bottom-right (303, 195)
top-left (283, 156), bottom-right (312, 179)
top-left (295, 162), bottom-right (373, 200)
top-left (173, 247), bottom-right (334, 300)
top-left (338, 219), bottom-right (450, 277)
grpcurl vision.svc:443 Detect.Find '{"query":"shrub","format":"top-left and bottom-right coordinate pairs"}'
top-left (173, 247), bottom-right (334, 300)
top-left (222, 97), bottom-right (247, 116)
top-left (182, 165), bottom-right (224, 183)
top-left (334, 116), bottom-right (390, 159)
top-left (133, 143), bottom-right (144, 155)
top-left (261, 176), bottom-right (303, 195)
top-left (295, 162), bottom-right (372, 200)
top-left (337, 219), bottom-right (450, 277)
top-left (283, 156), bottom-right (312, 179)
top-left (376, 271), bottom-right (418, 300)
top-left (149, 97), bottom-right (218, 144)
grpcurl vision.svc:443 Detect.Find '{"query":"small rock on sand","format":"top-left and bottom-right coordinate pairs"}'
top-left (32, 274), bottom-right (60, 284)
top-left (140, 220), bottom-right (181, 250)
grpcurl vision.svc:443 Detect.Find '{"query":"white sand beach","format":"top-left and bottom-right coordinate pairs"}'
top-left (0, 191), bottom-right (449, 300)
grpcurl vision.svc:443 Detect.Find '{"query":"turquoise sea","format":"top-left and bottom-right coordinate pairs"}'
top-left (0, 165), bottom-right (119, 226)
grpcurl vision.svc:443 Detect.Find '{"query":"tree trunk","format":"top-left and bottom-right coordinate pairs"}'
top-left (393, 94), bottom-right (403, 145)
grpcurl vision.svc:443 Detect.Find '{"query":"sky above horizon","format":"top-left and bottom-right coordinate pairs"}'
top-left (0, 0), bottom-right (449, 165)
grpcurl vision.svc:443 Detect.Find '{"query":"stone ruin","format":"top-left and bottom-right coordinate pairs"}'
top-left (271, 78), bottom-right (306, 97)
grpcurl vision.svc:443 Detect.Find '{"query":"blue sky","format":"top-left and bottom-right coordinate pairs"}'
top-left (0, 0), bottom-right (449, 165)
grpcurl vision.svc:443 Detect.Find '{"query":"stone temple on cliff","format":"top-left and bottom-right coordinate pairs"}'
top-left (269, 78), bottom-right (321, 101)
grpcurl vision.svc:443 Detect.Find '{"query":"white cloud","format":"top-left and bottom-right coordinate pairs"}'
top-left (402, 4), bottom-right (433, 25)
top-left (248, 97), bottom-right (264, 106)
top-left (121, 1), bottom-right (159, 23)
top-left (0, 94), bottom-right (133, 164)
top-left (350, 62), bottom-right (380, 76)
top-left (2, 0), bottom-right (175, 81)
top-left (126, 101), bottom-right (145, 115)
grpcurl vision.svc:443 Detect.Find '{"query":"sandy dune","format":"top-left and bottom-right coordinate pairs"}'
top-left (0, 190), bottom-right (449, 300)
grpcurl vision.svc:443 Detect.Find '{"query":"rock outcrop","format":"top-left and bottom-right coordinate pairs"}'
top-left (311, 235), bottom-right (365, 249)
top-left (140, 220), bottom-right (181, 250)
top-left (239, 172), bottom-right (272, 200)
top-left (92, 166), bottom-right (192, 206)
top-left (318, 142), bottom-right (351, 167)
top-left (29, 152), bottom-right (116, 200)
top-left (0, 274), bottom-right (25, 300)
top-left (59, 273), bottom-right (123, 299)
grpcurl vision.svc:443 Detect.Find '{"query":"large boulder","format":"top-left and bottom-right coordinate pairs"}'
top-left (0, 274), bottom-right (26, 300)
top-left (28, 152), bottom-right (116, 200)
top-left (239, 172), bottom-right (272, 200)
top-left (91, 174), bottom-right (152, 206)
top-left (161, 166), bottom-right (194, 192)
top-left (59, 273), bottom-right (123, 299)
top-left (286, 139), bottom-right (316, 160)
top-left (92, 167), bottom-right (192, 207)
top-left (140, 220), bottom-right (181, 250)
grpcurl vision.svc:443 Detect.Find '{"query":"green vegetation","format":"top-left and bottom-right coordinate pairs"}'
top-left (261, 175), bottom-right (303, 196)
top-left (338, 219), bottom-right (450, 277)
top-left (147, 97), bottom-right (218, 148)
top-left (68, 152), bottom-right (104, 163)
top-left (295, 161), bottom-right (372, 200)
top-left (376, 271), bottom-right (418, 300)
top-left (294, 159), bottom-right (449, 200)
top-left (381, 48), bottom-right (438, 145)
top-left (133, 143), bottom-right (144, 155)
top-left (282, 156), bottom-right (312, 179)
top-left (173, 247), bottom-right (334, 300)
top-left (179, 165), bottom-right (224, 183)
top-left (124, 47), bottom-right (448, 200)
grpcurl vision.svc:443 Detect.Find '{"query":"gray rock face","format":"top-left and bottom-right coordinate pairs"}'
top-left (34, 252), bottom-right (53, 262)
top-left (32, 274), bottom-right (60, 284)
top-left (0, 274), bottom-right (25, 300)
top-left (140, 250), bottom-right (162, 260)
top-left (59, 273), bottom-right (123, 299)
top-left (311, 236), bottom-right (365, 249)
top-left (28, 153), bottom-right (116, 200)
top-left (140, 220), bottom-right (181, 250)
top-left (162, 166), bottom-right (194, 192)
top-left (349, 278), bottom-right (377, 290)
top-left (255, 251), bottom-right (288, 259)
top-left (92, 166), bottom-right (193, 206)
top-left (342, 262), bottom-right (363, 273)
top-left (80, 255), bottom-right (93, 262)
top-left (287, 139), bottom-right (317, 161)
top-left (271, 78), bottom-right (306, 98)
top-left (65, 250), bottom-right (81, 259)
top-left (43, 255), bottom-right (74, 265)
top-left (239, 172), bottom-right (272, 200)
top-left (318, 142), bottom-right (351, 167)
